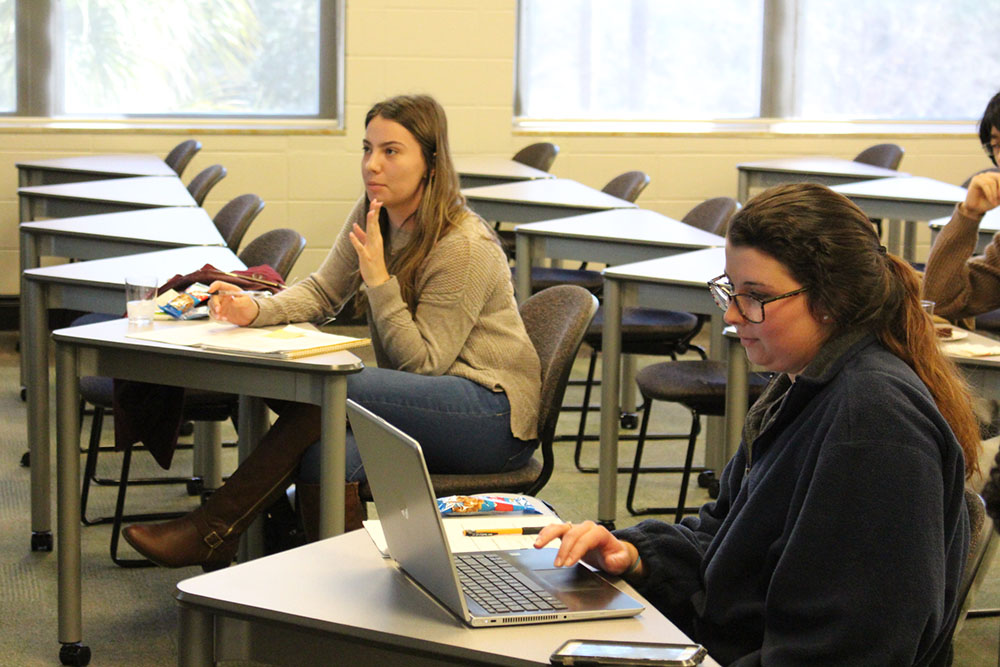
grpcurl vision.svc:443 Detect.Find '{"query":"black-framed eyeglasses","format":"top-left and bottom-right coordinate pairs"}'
top-left (706, 274), bottom-right (808, 324)
top-left (983, 142), bottom-right (1000, 157)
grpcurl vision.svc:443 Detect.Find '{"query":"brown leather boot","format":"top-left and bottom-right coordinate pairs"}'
top-left (297, 481), bottom-right (368, 543)
top-left (122, 402), bottom-right (321, 570)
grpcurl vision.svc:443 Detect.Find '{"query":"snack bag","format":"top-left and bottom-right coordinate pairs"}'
top-left (160, 282), bottom-right (212, 319)
top-left (437, 494), bottom-right (541, 515)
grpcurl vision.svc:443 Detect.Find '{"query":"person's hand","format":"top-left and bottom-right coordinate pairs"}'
top-left (533, 520), bottom-right (638, 576)
top-left (349, 199), bottom-right (391, 287)
top-left (962, 170), bottom-right (1000, 217)
top-left (208, 280), bottom-right (259, 325)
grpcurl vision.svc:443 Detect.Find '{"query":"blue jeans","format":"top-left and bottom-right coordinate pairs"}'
top-left (298, 367), bottom-right (536, 484)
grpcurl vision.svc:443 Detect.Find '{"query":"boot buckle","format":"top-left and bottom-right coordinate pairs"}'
top-left (204, 531), bottom-right (225, 549)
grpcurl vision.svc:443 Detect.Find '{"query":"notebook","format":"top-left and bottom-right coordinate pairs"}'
top-left (347, 399), bottom-right (645, 627)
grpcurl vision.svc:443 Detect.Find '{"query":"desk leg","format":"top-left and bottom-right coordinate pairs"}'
top-left (178, 603), bottom-right (215, 667)
top-left (25, 278), bottom-right (52, 548)
top-left (19, 230), bottom-right (40, 399)
top-left (737, 170), bottom-right (750, 204)
top-left (886, 219), bottom-right (902, 258)
top-left (237, 396), bottom-right (270, 561)
top-left (319, 378), bottom-right (348, 537)
top-left (704, 315), bottom-right (727, 473)
top-left (56, 341), bottom-right (86, 652)
top-left (598, 280), bottom-right (623, 527)
top-left (724, 336), bottom-right (749, 463)
top-left (902, 219), bottom-right (917, 264)
top-left (515, 232), bottom-right (532, 305)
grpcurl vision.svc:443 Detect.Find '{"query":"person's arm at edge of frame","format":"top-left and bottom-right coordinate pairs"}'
top-left (924, 170), bottom-right (1000, 320)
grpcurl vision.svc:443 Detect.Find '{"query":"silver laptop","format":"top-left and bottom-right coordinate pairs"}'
top-left (347, 399), bottom-right (645, 627)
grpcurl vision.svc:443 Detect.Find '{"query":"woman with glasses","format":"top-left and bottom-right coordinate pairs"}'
top-left (924, 90), bottom-right (1000, 319)
top-left (536, 183), bottom-right (980, 665)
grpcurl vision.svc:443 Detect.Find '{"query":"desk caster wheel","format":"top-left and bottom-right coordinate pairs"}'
top-left (31, 531), bottom-right (53, 552)
top-left (697, 471), bottom-right (721, 499)
top-left (619, 412), bottom-right (639, 430)
top-left (59, 642), bottom-right (91, 666)
top-left (186, 478), bottom-right (204, 496)
top-left (20, 451), bottom-right (30, 467)
top-left (597, 519), bottom-right (616, 531)
top-left (20, 385), bottom-right (26, 401)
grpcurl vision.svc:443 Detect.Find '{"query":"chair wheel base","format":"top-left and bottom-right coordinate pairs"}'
top-left (186, 478), bottom-right (205, 496)
top-left (59, 642), bottom-right (91, 666)
top-left (31, 531), bottom-right (53, 551)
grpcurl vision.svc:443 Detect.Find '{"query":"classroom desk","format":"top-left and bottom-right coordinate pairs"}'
top-left (463, 178), bottom-right (637, 224)
top-left (830, 176), bottom-right (967, 261)
top-left (736, 156), bottom-right (906, 203)
top-left (929, 206), bottom-right (1000, 255)
top-left (18, 175), bottom-right (196, 222)
top-left (512, 208), bottom-right (725, 304)
top-left (18, 207), bottom-right (227, 393)
top-left (598, 248), bottom-right (727, 526)
top-left (454, 155), bottom-right (555, 189)
top-left (173, 529), bottom-right (716, 667)
top-left (23, 246), bottom-right (245, 552)
top-left (51, 318), bottom-right (364, 665)
top-left (16, 154), bottom-right (176, 187)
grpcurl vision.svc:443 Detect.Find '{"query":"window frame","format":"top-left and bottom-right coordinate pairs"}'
top-left (10, 0), bottom-right (343, 124)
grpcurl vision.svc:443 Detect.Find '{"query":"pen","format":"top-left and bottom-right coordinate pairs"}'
top-left (197, 289), bottom-right (271, 298)
top-left (463, 526), bottom-right (544, 536)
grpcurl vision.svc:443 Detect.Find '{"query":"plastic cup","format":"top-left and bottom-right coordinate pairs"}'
top-left (920, 300), bottom-right (935, 318)
top-left (125, 276), bottom-right (157, 326)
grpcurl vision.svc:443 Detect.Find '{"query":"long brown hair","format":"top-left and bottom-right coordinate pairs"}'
top-left (361, 94), bottom-right (473, 311)
top-left (728, 183), bottom-right (981, 479)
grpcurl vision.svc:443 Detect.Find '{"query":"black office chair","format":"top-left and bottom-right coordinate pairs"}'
top-left (853, 143), bottom-right (904, 171)
top-left (212, 194), bottom-right (266, 253)
top-left (79, 228), bottom-right (306, 566)
top-left (512, 142), bottom-right (559, 172)
top-left (572, 197), bottom-right (740, 474)
top-left (164, 139), bottom-right (202, 178)
top-left (513, 171), bottom-right (650, 296)
top-left (626, 360), bottom-right (770, 520)
top-left (187, 164), bottom-right (227, 207)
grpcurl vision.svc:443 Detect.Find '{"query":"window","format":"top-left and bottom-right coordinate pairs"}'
top-left (6, 0), bottom-right (342, 119)
top-left (0, 0), bottom-right (12, 112)
top-left (517, 0), bottom-right (998, 122)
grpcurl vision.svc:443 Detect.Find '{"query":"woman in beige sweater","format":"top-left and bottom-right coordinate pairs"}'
top-left (923, 90), bottom-right (1000, 319)
top-left (123, 95), bottom-right (541, 571)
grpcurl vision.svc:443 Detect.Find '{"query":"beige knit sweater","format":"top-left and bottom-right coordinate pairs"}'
top-left (252, 197), bottom-right (541, 441)
top-left (923, 204), bottom-right (1000, 320)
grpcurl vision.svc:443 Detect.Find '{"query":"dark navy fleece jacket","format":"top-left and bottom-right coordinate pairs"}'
top-left (616, 333), bottom-right (969, 666)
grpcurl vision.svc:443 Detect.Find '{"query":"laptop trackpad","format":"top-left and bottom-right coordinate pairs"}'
top-left (534, 566), bottom-right (607, 591)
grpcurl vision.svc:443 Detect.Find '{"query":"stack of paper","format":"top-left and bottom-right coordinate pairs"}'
top-left (128, 321), bottom-right (370, 359)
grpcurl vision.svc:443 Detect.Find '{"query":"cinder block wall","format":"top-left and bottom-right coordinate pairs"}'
top-left (0, 0), bottom-right (985, 294)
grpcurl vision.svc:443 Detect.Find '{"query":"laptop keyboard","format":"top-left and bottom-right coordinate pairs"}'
top-left (455, 552), bottom-right (569, 614)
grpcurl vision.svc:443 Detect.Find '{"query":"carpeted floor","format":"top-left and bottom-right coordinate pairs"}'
top-left (0, 328), bottom-right (997, 666)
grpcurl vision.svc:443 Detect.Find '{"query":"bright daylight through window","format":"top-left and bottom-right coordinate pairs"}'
top-left (518, 0), bottom-right (999, 122)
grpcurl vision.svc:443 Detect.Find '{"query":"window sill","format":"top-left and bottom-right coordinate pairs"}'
top-left (0, 116), bottom-right (344, 135)
top-left (514, 118), bottom-right (978, 138)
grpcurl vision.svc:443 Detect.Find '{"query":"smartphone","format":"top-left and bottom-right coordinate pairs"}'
top-left (550, 639), bottom-right (707, 666)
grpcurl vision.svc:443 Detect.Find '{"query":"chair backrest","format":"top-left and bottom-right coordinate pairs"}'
top-left (853, 143), bottom-right (904, 171)
top-left (237, 228), bottom-right (306, 281)
top-left (601, 171), bottom-right (650, 203)
top-left (962, 167), bottom-right (1000, 188)
top-left (519, 285), bottom-right (599, 494)
top-left (954, 489), bottom-right (997, 636)
top-left (512, 142), bottom-right (559, 172)
top-left (187, 164), bottom-right (227, 207)
top-left (213, 194), bottom-right (265, 252)
top-left (682, 196), bottom-right (740, 236)
top-left (164, 139), bottom-right (201, 177)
